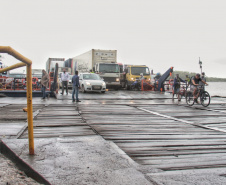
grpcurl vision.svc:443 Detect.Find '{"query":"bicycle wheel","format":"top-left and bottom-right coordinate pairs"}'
top-left (186, 91), bottom-right (194, 106)
top-left (200, 91), bottom-right (210, 107)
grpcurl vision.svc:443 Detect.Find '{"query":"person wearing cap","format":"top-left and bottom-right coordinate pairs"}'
top-left (192, 73), bottom-right (208, 103)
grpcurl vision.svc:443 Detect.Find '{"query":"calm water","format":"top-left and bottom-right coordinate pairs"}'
top-left (206, 82), bottom-right (226, 97)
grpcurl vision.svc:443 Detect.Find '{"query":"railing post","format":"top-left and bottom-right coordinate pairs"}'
top-left (0, 46), bottom-right (34, 155)
top-left (26, 64), bottom-right (34, 155)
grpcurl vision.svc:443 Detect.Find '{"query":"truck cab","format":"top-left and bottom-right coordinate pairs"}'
top-left (123, 65), bottom-right (151, 89)
top-left (95, 62), bottom-right (121, 89)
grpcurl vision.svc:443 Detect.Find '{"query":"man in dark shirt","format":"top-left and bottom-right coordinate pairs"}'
top-left (72, 71), bottom-right (81, 102)
top-left (192, 73), bottom-right (208, 102)
top-left (173, 74), bottom-right (185, 101)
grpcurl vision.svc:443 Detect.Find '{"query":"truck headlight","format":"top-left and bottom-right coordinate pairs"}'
top-left (116, 78), bottom-right (119, 82)
top-left (102, 82), bottom-right (106, 86)
top-left (86, 82), bottom-right (91, 86)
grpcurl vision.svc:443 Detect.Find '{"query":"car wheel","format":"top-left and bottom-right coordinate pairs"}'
top-left (82, 85), bottom-right (86, 93)
top-left (101, 91), bottom-right (105, 93)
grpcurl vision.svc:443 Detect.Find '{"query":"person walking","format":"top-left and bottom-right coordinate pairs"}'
top-left (61, 69), bottom-right (69, 95)
top-left (72, 70), bottom-right (81, 102)
top-left (41, 69), bottom-right (49, 100)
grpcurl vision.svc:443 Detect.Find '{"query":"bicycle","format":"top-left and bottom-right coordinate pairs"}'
top-left (186, 85), bottom-right (210, 107)
top-left (172, 84), bottom-right (186, 101)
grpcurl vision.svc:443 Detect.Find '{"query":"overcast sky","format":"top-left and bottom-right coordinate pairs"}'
top-left (1, 0), bottom-right (226, 77)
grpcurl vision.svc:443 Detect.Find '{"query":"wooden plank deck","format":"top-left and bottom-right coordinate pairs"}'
top-left (79, 103), bottom-right (226, 174)
top-left (14, 100), bottom-right (226, 177)
top-left (19, 104), bottom-right (96, 138)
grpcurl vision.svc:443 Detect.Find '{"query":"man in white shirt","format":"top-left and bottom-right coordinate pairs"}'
top-left (61, 69), bottom-right (69, 95)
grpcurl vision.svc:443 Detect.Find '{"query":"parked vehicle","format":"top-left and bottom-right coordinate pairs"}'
top-left (70, 49), bottom-right (121, 89)
top-left (121, 65), bottom-right (151, 90)
top-left (46, 58), bottom-right (65, 74)
top-left (79, 73), bottom-right (106, 93)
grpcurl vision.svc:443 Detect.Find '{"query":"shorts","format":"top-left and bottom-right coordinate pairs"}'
top-left (190, 85), bottom-right (197, 92)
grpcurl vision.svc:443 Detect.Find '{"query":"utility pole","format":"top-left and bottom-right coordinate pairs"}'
top-left (199, 57), bottom-right (202, 74)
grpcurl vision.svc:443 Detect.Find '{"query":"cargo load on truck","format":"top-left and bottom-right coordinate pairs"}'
top-left (46, 58), bottom-right (65, 74)
top-left (71, 49), bottom-right (121, 89)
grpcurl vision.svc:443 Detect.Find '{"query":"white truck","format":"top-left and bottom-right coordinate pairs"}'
top-left (46, 58), bottom-right (65, 74)
top-left (71, 49), bottom-right (121, 89)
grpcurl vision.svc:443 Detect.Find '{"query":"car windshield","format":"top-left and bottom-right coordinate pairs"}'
top-left (83, 74), bottom-right (101, 80)
top-left (99, 64), bottom-right (119, 73)
top-left (131, 67), bottom-right (150, 75)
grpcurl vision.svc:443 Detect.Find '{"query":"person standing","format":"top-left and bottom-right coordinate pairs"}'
top-left (41, 70), bottom-right (49, 99)
top-left (72, 70), bottom-right (81, 102)
top-left (199, 72), bottom-right (207, 90)
top-left (61, 69), bottom-right (69, 95)
top-left (185, 75), bottom-right (190, 90)
top-left (173, 74), bottom-right (185, 101)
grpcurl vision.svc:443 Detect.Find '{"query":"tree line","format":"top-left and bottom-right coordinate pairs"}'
top-left (169, 71), bottom-right (226, 82)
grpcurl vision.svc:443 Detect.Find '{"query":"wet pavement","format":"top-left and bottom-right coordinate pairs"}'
top-left (1, 90), bottom-right (226, 184)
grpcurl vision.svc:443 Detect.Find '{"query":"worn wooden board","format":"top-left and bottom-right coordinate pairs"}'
top-left (79, 103), bottom-right (226, 173)
top-left (20, 126), bottom-right (96, 138)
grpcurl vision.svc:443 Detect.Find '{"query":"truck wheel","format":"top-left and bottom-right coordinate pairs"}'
top-left (125, 82), bottom-right (130, 90)
top-left (82, 85), bottom-right (86, 93)
top-left (101, 91), bottom-right (105, 93)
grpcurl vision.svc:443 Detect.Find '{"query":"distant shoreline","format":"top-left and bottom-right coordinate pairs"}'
top-left (172, 71), bottom-right (226, 82)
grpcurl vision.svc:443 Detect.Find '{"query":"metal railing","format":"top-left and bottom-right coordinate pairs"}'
top-left (0, 46), bottom-right (34, 155)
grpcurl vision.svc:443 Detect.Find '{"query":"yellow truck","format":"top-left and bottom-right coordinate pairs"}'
top-left (121, 65), bottom-right (151, 90)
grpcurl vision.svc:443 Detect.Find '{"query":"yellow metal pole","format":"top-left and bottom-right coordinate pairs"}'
top-left (26, 64), bottom-right (34, 155)
top-left (0, 62), bottom-right (26, 73)
top-left (0, 46), bottom-right (32, 65)
top-left (0, 46), bottom-right (34, 155)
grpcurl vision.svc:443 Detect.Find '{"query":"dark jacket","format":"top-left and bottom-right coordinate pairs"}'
top-left (72, 75), bottom-right (80, 87)
top-left (173, 77), bottom-right (185, 89)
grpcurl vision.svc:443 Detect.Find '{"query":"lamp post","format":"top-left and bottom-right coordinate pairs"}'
top-left (199, 57), bottom-right (202, 74)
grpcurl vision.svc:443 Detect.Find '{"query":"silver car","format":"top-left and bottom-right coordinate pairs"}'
top-left (79, 73), bottom-right (106, 93)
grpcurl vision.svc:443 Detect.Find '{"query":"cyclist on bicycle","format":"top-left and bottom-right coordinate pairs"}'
top-left (173, 74), bottom-right (185, 101)
top-left (192, 73), bottom-right (208, 103)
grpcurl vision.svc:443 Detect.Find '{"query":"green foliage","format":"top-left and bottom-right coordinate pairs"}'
top-left (168, 71), bottom-right (226, 82)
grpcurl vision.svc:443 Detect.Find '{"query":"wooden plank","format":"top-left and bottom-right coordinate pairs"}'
top-left (103, 134), bottom-right (226, 140)
top-left (116, 141), bottom-right (226, 147)
top-left (136, 155), bottom-right (226, 165)
top-left (20, 126), bottom-right (96, 138)
top-left (127, 150), bottom-right (226, 157)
